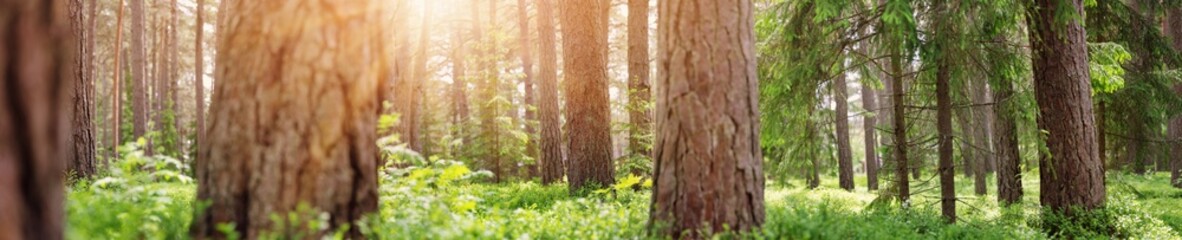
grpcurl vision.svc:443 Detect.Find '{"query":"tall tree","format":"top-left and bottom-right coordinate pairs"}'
top-left (933, 0), bottom-right (955, 222)
top-left (561, 0), bottom-right (614, 191)
top-left (451, 1), bottom-right (470, 140)
top-left (536, 0), bottom-right (564, 184)
top-left (68, 0), bottom-right (97, 178)
top-left (628, 0), bottom-right (652, 160)
top-left (835, 64), bottom-right (854, 191)
top-left (1027, 0), bottom-right (1106, 228)
top-left (112, 0), bottom-right (126, 158)
top-left (1168, 5), bottom-right (1182, 188)
top-left (968, 78), bottom-right (987, 195)
top-left (410, 0), bottom-right (432, 153)
top-left (991, 39), bottom-right (1024, 203)
top-left (194, 0), bottom-right (205, 158)
top-left (189, 0), bottom-right (387, 238)
top-left (130, 0), bottom-right (147, 140)
top-left (517, 0), bottom-right (539, 175)
top-left (0, 0), bottom-right (72, 238)
top-left (650, 0), bottom-right (764, 237)
top-left (862, 75), bottom-right (879, 191)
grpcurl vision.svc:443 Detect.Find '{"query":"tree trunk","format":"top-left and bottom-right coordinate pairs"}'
top-left (969, 78), bottom-right (987, 196)
top-left (936, 43), bottom-right (956, 224)
top-left (391, 0), bottom-right (415, 149)
top-left (835, 64), bottom-right (854, 191)
top-left (890, 43), bottom-right (909, 203)
top-left (130, 0), bottom-right (147, 140)
top-left (189, 0), bottom-right (387, 238)
top-left (0, 0), bottom-right (71, 237)
top-left (112, 0), bottom-right (126, 158)
top-left (1167, 6), bottom-right (1182, 188)
top-left (628, 0), bottom-right (652, 162)
top-left (68, 0), bottom-right (97, 178)
top-left (1028, 0), bottom-right (1107, 226)
top-left (537, 0), bottom-right (565, 184)
top-left (194, 0), bottom-right (205, 160)
top-left (993, 66), bottom-right (1023, 205)
top-left (517, 0), bottom-right (540, 177)
top-left (650, 0), bottom-right (764, 237)
top-left (862, 74), bottom-right (879, 191)
top-left (169, 0), bottom-right (180, 154)
top-left (561, 0), bottom-right (614, 191)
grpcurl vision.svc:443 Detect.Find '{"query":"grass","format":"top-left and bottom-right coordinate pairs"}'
top-left (66, 165), bottom-right (1182, 239)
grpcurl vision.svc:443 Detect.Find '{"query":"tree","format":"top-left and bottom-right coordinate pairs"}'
top-left (130, 0), bottom-right (147, 140)
top-left (517, 0), bottom-right (539, 175)
top-left (194, 0), bottom-right (205, 158)
top-left (112, 0), bottom-right (126, 159)
top-left (394, 0), bottom-right (424, 152)
top-left (189, 0), bottom-right (388, 237)
top-left (990, 38), bottom-right (1024, 204)
top-left (1169, 6), bottom-right (1182, 188)
top-left (536, 0), bottom-right (564, 184)
top-left (862, 74), bottom-right (879, 191)
top-left (561, 0), bottom-right (614, 191)
top-left (834, 64), bottom-right (854, 191)
top-left (649, 0), bottom-right (764, 237)
top-left (628, 0), bottom-right (652, 160)
top-left (1027, 0), bottom-right (1106, 227)
top-left (69, 0), bottom-right (97, 178)
top-left (0, 0), bottom-right (71, 238)
top-left (451, 1), bottom-right (470, 140)
top-left (933, 0), bottom-right (955, 222)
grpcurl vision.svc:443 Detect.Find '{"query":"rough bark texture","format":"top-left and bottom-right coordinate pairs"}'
top-left (1166, 6), bottom-right (1182, 188)
top-left (561, 0), bottom-right (614, 191)
top-left (68, 0), bottom-right (96, 178)
top-left (993, 68), bottom-right (1023, 204)
top-left (190, 0), bottom-right (388, 238)
top-left (835, 66), bottom-right (854, 191)
top-left (862, 75), bottom-right (879, 191)
top-left (628, 0), bottom-right (652, 160)
top-left (0, 0), bottom-right (72, 238)
top-left (194, 0), bottom-right (204, 158)
top-left (936, 49), bottom-right (956, 224)
top-left (537, 0), bottom-right (564, 184)
top-left (517, 0), bottom-right (539, 176)
top-left (650, 0), bottom-right (764, 237)
top-left (130, 0), bottom-right (146, 140)
top-left (890, 43), bottom-right (909, 203)
top-left (1028, 0), bottom-right (1107, 222)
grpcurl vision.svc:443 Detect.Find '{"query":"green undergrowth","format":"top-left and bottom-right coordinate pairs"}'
top-left (65, 152), bottom-right (1182, 239)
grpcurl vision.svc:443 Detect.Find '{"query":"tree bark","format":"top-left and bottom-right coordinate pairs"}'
top-left (0, 0), bottom-right (72, 237)
top-left (561, 0), bottom-right (614, 191)
top-left (835, 64), bottom-right (854, 191)
top-left (936, 43), bottom-right (956, 224)
top-left (969, 78), bottom-right (987, 195)
top-left (112, 0), bottom-right (125, 158)
top-left (517, 0), bottom-right (540, 176)
top-left (890, 42), bottom-right (909, 203)
top-left (650, 0), bottom-right (764, 237)
top-left (862, 74), bottom-right (879, 191)
top-left (1165, 6), bottom-right (1182, 188)
top-left (537, 0), bottom-right (564, 184)
top-left (993, 65), bottom-right (1023, 205)
top-left (628, 0), bottom-right (652, 161)
top-left (194, 0), bottom-right (204, 160)
top-left (189, 0), bottom-right (387, 238)
top-left (68, 0), bottom-right (96, 178)
top-left (1028, 0), bottom-right (1107, 225)
top-left (130, 0), bottom-right (146, 140)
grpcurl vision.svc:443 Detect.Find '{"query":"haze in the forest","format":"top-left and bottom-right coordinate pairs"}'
top-left (2, 0), bottom-right (1182, 239)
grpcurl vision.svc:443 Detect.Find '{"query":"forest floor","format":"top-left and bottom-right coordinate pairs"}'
top-left (66, 162), bottom-right (1182, 239)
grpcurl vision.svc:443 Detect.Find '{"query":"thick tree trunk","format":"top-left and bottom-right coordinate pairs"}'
top-left (1167, 7), bottom-right (1182, 188)
top-left (1028, 0), bottom-right (1107, 225)
top-left (936, 47), bottom-right (956, 224)
top-left (537, 0), bottom-right (565, 184)
top-left (68, 0), bottom-right (97, 178)
top-left (835, 68), bottom-right (854, 191)
top-left (628, 0), bottom-right (652, 161)
top-left (0, 0), bottom-right (71, 237)
top-left (130, 0), bottom-right (146, 140)
top-left (993, 69), bottom-right (1023, 204)
top-left (189, 0), bottom-right (387, 238)
top-left (650, 0), bottom-right (764, 237)
top-left (862, 75), bottom-right (879, 191)
top-left (561, 0), bottom-right (614, 191)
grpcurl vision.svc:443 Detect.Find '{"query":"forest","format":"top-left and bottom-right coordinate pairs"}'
top-left (3, 0), bottom-right (1182, 239)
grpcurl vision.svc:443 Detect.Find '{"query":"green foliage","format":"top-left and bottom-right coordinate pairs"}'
top-left (1088, 42), bottom-right (1132, 95)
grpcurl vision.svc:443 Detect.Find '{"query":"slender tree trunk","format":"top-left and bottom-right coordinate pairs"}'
top-left (993, 66), bottom-right (1023, 205)
top-left (68, 0), bottom-right (97, 178)
top-left (862, 74), bottom-right (879, 191)
top-left (194, 0), bottom-right (205, 160)
top-left (1028, 0), bottom-right (1107, 228)
top-left (189, 0), bottom-right (387, 238)
top-left (561, 0), bottom-right (614, 191)
top-left (0, 0), bottom-right (71, 237)
top-left (169, 0), bottom-right (180, 153)
top-left (450, 11), bottom-right (469, 144)
top-left (130, 0), bottom-right (147, 140)
top-left (650, 0), bottom-right (764, 237)
top-left (408, 0), bottom-right (432, 153)
top-left (113, 0), bottom-right (126, 159)
top-left (537, 0), bottom-right (565, 184)
top-left (891, 46), bottom-right (909, 203)
top-left (936, 43), bottom-right (956, 224)
top-left (390, 0), bottom-right (413, 145)
top-left (1165, 6), bottom-right (1182, 188)
top-left (969, 79), bottom-right (987, 195)
top-left (628, 0), bottom-right (652, 162)
top-left (835, 64), bottom-right (854, 191)
top-left (517, 0), bottom-right (540, 177)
